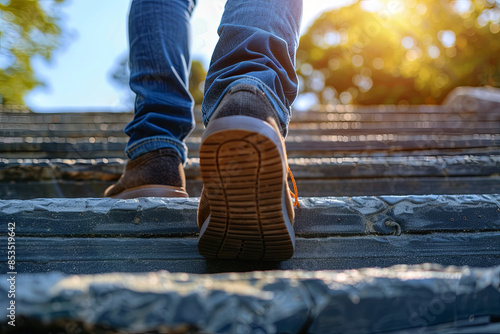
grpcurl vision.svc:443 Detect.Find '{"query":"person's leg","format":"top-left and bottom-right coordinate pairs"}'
top-left (202, 0), bottom-right (302, 136)
top-left (105, 0), bottom-right (196, 199)
top-left (197, 0), bottom-right (303, 260)
top-left (126, 0), bottom-right (196, 162)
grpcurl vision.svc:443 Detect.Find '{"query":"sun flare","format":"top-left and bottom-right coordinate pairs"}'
top-left (296, 0), bottom-right (500, 105)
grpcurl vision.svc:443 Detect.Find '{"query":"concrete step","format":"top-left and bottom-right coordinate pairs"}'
top-left (2, 155), bottom-right (498, 180)
top-left (1, 134), bottom-right (499, 159)
top-left (1, 113), bottom-right (497, 127)
top-left (1, 155), bottom-right (499, 199)
top-left (0, 95), bottom-right (499, 332)
top-left (2, 110), bottom-right (498, 137)
top-left (1, 104), bottom-right (498, 138)
top-left (4, 124), bottom-right (499, 138)
top-left (1, 265), bottom-right (499, 333)
top-left (0, 103), bottom-right (498, 122)
top-left (1, 195), bottom-right (499, 274)
top-left (3, 176), bottom-right (499, 199)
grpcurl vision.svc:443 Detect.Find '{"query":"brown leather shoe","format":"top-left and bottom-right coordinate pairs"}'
top-left (104, 148), bottom-right (189, 199)
top-left (197, 84), bottom-right (299, 261)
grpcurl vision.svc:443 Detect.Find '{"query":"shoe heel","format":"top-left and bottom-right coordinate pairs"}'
top-left (198, 116), bottom-right (295, 261)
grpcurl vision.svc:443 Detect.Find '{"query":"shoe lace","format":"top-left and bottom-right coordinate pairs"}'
top-left (288, 166), bottom-right (301, 208)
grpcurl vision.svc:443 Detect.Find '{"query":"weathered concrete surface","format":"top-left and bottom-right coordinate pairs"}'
top-left (1, 133), bottom-right (499, 154)
top-left (0, 104), bottom-right (492, 124)
top-left (0, 265), bottom-right (499, 333)
top-left (3, 176), bottom-right (500, 199)
top-left (2, 175), bottom-right (500, 199)
top-left (4, 233), bottom-right (500, 274)
top-left (444, 86), bottom-right (500, 118)
top-left (0, 195), bottom-right (499, 273)
top-left (1, 156), bottom-right (499, 198)
top-left (3, 117), bottom-right (498, 138)
top-left (1, 195), bottom-right (498, 237)
top-left (2, 155), bottom-right (499, 181)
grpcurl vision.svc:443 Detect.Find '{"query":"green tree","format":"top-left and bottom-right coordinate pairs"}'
top-left (189, 59), bottom-right (207, 105)
top-left (297, 0), bottom-right (500, 105)
top-left (0, 0), bottom-right (66, 105)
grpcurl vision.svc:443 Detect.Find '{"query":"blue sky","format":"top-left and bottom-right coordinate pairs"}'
top-left (25, 0), bottom-right (353, 111)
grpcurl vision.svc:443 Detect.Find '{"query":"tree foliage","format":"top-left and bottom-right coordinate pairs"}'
top-left (189, 60), bottom-right (207, 105)
top-left (0, 0), bottom-right (66, 105)
top-left (297, 0), bottom-right (500, 105)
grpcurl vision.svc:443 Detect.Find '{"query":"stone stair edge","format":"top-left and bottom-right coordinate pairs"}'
top-left (0, 264), bottom-right (499, 333)
top-left (0, 104), bottom-right (461, 118)
top-left (1, 155), bottom-right (499, 182)
top-left (1, 136), bottom-right (498, 158)
top-left (1, 195), bottom-right (498, 237)
top-left (3, 154), bottom-right (500, 165)
top-left (2, 194), bottom-right (498, 211)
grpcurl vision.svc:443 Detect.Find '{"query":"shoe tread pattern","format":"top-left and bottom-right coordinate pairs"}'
top-left (198, 129), bottom-right (293, 261)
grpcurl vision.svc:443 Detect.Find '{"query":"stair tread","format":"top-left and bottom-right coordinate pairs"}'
top-left (2, 195), bottom-right (498, 237)
top-left (1, 265), bottom-right (499, 333)
top-left (2, 155), bottom-right (499, 179)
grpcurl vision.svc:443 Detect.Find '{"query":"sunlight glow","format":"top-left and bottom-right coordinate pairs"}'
top-left (360, 0), bottom-right (384, 12)
top-left (402, 36), bottom-right (416, 49)
top-left (453, 0), bottom-right (472, 15)
top-left (372, 58), bottom-right (385, 70)
top-left (361, 0), bottom-right (408, 15)
top-left (427, 45), bottom-right (441, 59)
top-left (296, 0), bottom-right (500, 105)
top-left (438, 30), bottom-right (456, 48)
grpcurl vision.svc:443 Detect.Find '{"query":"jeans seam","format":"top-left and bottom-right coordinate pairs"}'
top-left (126, 136), bottom-right (187, 160)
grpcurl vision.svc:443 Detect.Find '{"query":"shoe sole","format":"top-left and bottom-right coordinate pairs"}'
top-left (198, 115), bottom-right (295, 261)
top-left (108, 185), bottom-right (189, 199)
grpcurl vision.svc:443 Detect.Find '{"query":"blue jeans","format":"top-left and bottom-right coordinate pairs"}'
top-left (125, 0), bottom-right (302, 162)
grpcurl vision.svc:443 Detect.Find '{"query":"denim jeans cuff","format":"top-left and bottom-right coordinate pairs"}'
top-left (125, 136), bottom-right (188, 163)
top-left (202, 77), bottom-right (291, 137)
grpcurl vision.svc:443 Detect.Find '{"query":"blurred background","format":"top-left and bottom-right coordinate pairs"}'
top-left (0, 0), bottom-right (499, 112)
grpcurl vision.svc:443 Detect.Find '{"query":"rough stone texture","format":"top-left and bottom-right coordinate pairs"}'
top-left (3, 117), bottom-right (498, 138)
top-left (443, 86), bottom-right (500, 119)
top-left (1, 195), bottom-right (498, 237)
top-left (0, 96), bottom-right (499, 332)
top-left (5, 233), bottom-right (500, 274)
top-left (1, 94), bottom-right (498, 161)
top-left (2, 155), bottom-right (499, 181)
top-left (0, 196), bottom-right (498, 273)
top-left (1, 134), bottom-right (499, 160)
top-left (1, 156), bottom-right (499, 198)
top-left (2, 176), bottom-right (500, 199)
top-left (0, 265), bottom-right (499, 333)
top-left (0, 158), bottom-right (126, 182)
